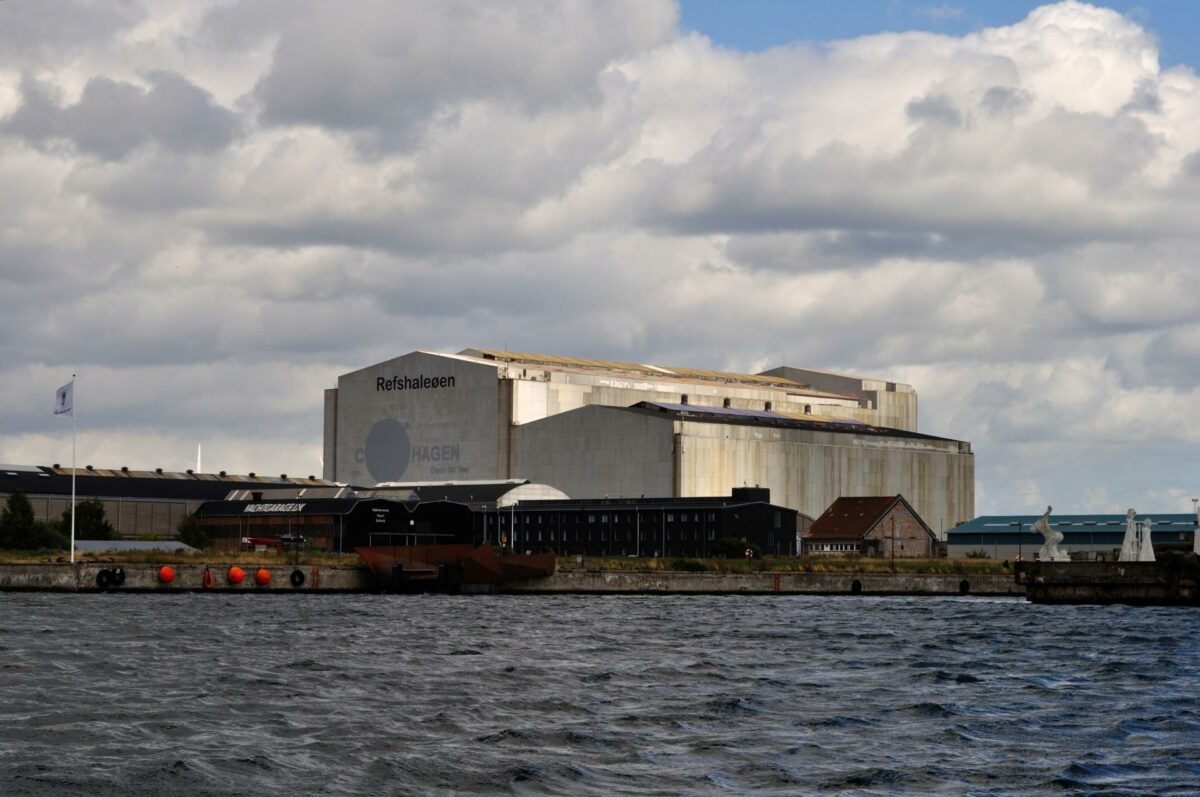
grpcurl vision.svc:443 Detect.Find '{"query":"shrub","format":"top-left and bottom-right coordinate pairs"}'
top-left (176, 513), bottom-right (208, 549)
top-left (669, 558), bottom-right (709, 572)
top-left (710, 536), bottom-right (763, 560)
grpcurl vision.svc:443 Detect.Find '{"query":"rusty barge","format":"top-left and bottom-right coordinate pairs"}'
top-left (356, 544), bottom-right (556, 593)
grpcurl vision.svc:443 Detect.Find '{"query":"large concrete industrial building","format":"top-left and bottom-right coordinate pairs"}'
top-left (323, 348), bottom-right (974, 536)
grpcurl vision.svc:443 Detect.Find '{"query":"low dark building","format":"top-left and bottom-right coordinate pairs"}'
top-left (193, 486), bottom-right (804, 557)
top-left (485, 487), bottom-right (803, 557)
top-left (194, 495), bottom-right (474, 552)
top-left (802, 495), bottom-right (935, 557)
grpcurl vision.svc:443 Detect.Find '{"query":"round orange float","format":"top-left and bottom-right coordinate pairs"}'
top-left (157, 565), bottom-right (175, 584)
top-left (227, 565), bottom-right (245, 585)
top-left (254, 568), bottom-right (272, 586)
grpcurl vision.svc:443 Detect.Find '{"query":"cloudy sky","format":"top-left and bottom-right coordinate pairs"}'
top-left (2, 0), bottom-right (1199, 516)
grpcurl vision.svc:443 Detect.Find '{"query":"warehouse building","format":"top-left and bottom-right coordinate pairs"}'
top-left (323, 348), bottom-right (974, 536)
top-left (948, 513), bottom-right (1199, 560)
top-left (0, 463), bottom-right (331, 539)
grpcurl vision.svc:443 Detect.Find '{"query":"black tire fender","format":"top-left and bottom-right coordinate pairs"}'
top-left (112, 567), bottom-right (126, 587)
top-left (96, 569), bottom-right (112, 590)
top-left (290, 569), bottom-right (305, 588)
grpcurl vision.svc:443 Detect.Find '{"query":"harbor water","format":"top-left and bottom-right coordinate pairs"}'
top-left (1, 593), bottom-right (1197, 795)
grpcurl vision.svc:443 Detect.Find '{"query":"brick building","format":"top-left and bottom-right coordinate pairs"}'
top-left (802, 495), bottom-right (936, 557)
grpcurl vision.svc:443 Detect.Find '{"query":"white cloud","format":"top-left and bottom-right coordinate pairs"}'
top-left (2, 1), bottom-right (1200, 514)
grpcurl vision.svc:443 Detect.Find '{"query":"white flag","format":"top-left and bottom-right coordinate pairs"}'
top-left (54, 380), bottom-right (73, 416)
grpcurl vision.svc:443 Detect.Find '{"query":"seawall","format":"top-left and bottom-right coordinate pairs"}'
top-left (507, 570), bottom-right (1022, 596)
top-left (0, 564), bottom-right (1022, 596)
top-left (0, 563), bottom-right (373, 592)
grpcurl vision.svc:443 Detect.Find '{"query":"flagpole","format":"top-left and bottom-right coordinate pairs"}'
top-left (70, 375), bottom-right (76, 564)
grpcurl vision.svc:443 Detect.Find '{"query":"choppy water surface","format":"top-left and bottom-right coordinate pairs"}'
top-left (1, 594), bottom-right (1197, 796)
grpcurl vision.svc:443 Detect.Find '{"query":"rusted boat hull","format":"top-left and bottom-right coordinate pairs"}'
top-left (356, 544), bottom-right (556, 593)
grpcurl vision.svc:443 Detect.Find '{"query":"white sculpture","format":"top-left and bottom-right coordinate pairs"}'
top-left (1138, 517), bottom-right (1156, 562)
top-left (1194, 503), bottom-right (1200, 556)
top-left (1119, 508), bottom-right (1140, 562)
top-left (1033, 505), bottom-right (1070, 562)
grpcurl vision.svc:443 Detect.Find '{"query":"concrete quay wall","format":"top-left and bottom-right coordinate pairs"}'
top-left (0, 564), bottom-right (1022, 596)
top-left (505, 570), bottom-right (1022, 596)
top-left (0, 563), bottom-right (374, 592)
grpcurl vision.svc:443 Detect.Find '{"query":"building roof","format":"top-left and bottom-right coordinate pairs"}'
top-left (367, 480), bottom-right (528, 504)
top-left (804, 496), bottom-right (932, 540)
top-left (626, 402), bottom-right (964, 444)
top-left (0, 465), bottom-right (334, 502)
top-left (950, 514), bottom-right (1198, 537)
top-left (459, 347), bottom-right (854, 395)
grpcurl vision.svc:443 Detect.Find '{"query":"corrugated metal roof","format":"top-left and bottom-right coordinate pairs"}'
top-left (460, 347), bottom-right (827, 391)
top-left (2, 465), bottom-right (334, 501)
top-left (628, 402), bottom-right (958, 443)
top-left (950, 514), bottom-right (1199, 536)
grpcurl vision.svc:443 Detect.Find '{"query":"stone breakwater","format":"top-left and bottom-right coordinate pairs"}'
top-left (0, 564), bottom-right (1022, 596)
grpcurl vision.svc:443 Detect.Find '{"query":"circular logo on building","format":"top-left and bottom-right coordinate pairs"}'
top-left (364, 418), bottom-right (410, 482)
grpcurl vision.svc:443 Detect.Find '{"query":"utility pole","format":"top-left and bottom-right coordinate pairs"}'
top-left (891, 514), bottom-right (896, 571)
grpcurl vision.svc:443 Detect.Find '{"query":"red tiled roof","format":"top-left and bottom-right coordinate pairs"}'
top-left (804, 496), bottom-right (901, 539)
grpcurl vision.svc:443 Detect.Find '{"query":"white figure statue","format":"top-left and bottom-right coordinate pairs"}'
top-left (1138, 517), bottom-right (1156, 563)
top-left (1119, 508), bottom-right (1140, 562)
top-left (1194, 503), bottom-right (1200, 556)
top-left (1033, 505), bottom-right (1070, 562)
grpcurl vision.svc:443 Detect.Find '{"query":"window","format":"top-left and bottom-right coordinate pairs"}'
top-left (774, 512), bottom-right (781, 528)
top-left (667, 513), bottom-right (675, 522)
top-left (588, 515), bottom-right (595, 523)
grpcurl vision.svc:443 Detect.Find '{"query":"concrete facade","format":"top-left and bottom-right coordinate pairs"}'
top-left (323, 349), bottom-right (974, 538)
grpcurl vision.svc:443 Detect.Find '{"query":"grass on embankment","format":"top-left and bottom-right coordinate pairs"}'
top-left (0, 549), bottom-right (1009, 575)
top-left (0, 549), bottom-right (354, 566)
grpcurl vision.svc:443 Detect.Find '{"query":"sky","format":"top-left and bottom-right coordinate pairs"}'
top-left (2, 0), bottom-right (1199, 516)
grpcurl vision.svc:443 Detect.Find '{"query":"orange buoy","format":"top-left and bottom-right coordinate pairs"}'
top-left (227, 565), bottom-right (245, 585)
top-left (202, 568), bottom-right (215, 590)
top-left (254, 568), bottom-right (272, 586)
top-left (158, 565), bottom-right (175, 584)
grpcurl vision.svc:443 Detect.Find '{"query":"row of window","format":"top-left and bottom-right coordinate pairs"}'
top-left (486, 511), bottom-right (722, 524)
top-left (491, 528), bottom-right (721, 543)
top-left (484, 511), bottom-right (783, 527)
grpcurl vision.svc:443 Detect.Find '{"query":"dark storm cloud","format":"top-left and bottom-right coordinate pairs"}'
top-left (0, 0), bottom-right (145, 62)
top-left (4, 72), bottom-right (238, 160)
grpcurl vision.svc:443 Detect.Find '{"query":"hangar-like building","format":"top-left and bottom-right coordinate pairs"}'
top-left (322, 348), bottom-right (974, 536)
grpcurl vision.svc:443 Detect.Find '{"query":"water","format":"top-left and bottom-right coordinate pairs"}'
top-left (0, 594), bottom-right (1197, 796)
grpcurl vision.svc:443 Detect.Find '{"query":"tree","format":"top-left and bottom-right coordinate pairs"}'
top-left (0, 491), bottom-right (35, 548)
top-left (711, 536), bottom-right (762, 560)
top-left (60, 498), bottom-right (120, 541)
top-left (176, 513), bottom-right (208, 549)
top-left (0, 491), bottom-right (65, 550)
